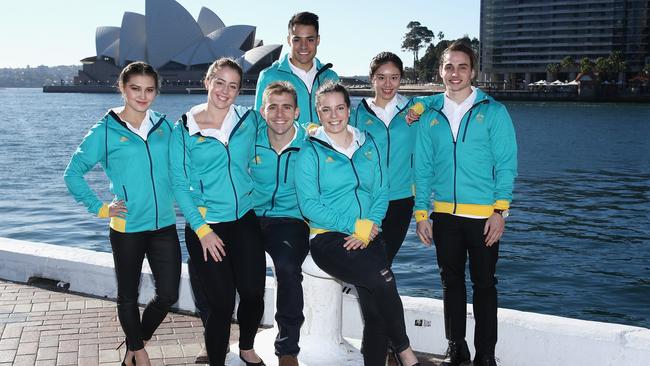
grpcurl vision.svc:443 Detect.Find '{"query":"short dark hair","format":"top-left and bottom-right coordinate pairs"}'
top-left (315, 81), bottom-right (350, 108)
top-left (205, 57), bottom-right (243, 87)
top-left (441, 41), bottom-right (477, 72)
top-left (288, 12), bottom-right (319, 34)
top-left (118, 61), bottom-right (160, 92)
top-left (369, 52), bottom-right (404, 78)
top-left (262, 81), bottom-right (298, 107)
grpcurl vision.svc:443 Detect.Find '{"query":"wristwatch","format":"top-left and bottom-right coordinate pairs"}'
top-left (493, 209), bottom-right (509, 219)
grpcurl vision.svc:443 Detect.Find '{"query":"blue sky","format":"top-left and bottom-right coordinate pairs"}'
top-left (0, 0), bottom-right (480, 75)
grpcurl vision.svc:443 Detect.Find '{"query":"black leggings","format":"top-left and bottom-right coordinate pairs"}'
top-left (310, 232), bottom-right (410, 366)
top-left (382, 197), bottom-right (415, 266)
top-left (109, 224), bottom-right (181, 351)
top-left (184, 210), bottom-right (266, 366)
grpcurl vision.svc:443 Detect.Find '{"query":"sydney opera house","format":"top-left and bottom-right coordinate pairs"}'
top-left (66, 0), bottom-right (282, 92)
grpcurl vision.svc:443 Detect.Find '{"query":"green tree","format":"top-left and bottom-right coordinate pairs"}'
top-left (579, 57), bottom-right (594, 74)
top-left (643, 63), bottom-right (650, 77)
top-left (595, 57), bottom-right (610, 79)
top-left (608, 51), bottom-right (626, 74)
top-left (401, 21), bottom-right (435, 75)
top-left (560, 56), bottom-right (575, 72)
top-left (437, 31), bottom-right (445, 42)
top-left (546, 63), bottom-right (560, 76)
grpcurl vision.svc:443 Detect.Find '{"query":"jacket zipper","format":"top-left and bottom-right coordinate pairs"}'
top-left (111, 111), bottom-right (165, 228)
top-left (461, 99), bottom-right (489, 143)
top-left (279, 63), bottom-right (333, 122)
top-left (122, 186), bottom-right (128, 202)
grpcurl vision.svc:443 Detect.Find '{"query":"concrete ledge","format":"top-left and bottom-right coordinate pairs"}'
top-left (1, 237), bottom-right (649, 365)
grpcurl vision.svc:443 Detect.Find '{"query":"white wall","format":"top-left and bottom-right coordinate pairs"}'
top-left (1, 237), bottom-right (648, 365)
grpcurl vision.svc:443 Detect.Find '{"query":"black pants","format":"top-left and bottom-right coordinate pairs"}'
top-left (310, 232), bottom-right (410, 366)
top-left (188, 257), bottom-right (210, 327)
top-left (432, 213), bottom-right (499, 357)
top-left (185, 210), bottom-right (266, 366)
top-left (259, 217), bottom-right (310, 356)
top-left (382, 197), bottom-right (415, 266)
top-left (109, 224), bottom-right (181, 351)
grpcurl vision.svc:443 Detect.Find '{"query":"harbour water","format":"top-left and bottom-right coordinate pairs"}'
top-left (0, 88), bottom-right (648, 328)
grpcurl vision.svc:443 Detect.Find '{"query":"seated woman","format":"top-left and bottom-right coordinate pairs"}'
top-left (295, 82), bottom-right (420, 366)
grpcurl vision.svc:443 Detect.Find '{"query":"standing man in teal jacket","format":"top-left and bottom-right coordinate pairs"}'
top-left (254, 11), bottom-right (339, 126)
top-left (250, 82), bottom-right (308, 366)
top-left (414, 42), bottom-right (517, 366)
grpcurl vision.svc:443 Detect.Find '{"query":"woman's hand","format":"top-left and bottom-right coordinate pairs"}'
top-left (416, 220), bottom-right (433, 246)
top-left (199, 231), bottom-right (226, 262)
top-left (369, 224), bottom-right (379, 242)
top-left (343, 235), bottom-right (366, 251)
top-left (108, 200), bottom-right (127, 218)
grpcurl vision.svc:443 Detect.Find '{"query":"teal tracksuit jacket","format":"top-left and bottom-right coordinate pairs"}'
top-left (413, 88), bottom-right (518, 221)
top-left (64, 110), bottom-right (176, 233)
top-left (352, 95), bottom-right (426, 201)
top-left (169, 105), bottom-right (261, 238)
top-left (295, 127), bottom-right (388, 244)
top-left (254, 54), bottom-right (339, 125)
top-left (250, 123), bottom-right (306, 220)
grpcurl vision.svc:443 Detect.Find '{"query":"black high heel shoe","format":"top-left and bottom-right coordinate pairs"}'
top-left (391, 349), bottom-right (420, 366)
top-left (116, 339), bottom-right (136, 366)
top-left (239, 353), bottom-right (266, 366)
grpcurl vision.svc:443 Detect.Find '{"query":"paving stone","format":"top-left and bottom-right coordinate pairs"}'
top-left (146, 345), bottom-right (163, 359)
top-left (57, 339), bottom-right (78, 353)
top-left (13, 354), bottom-right (36, 366)
top-left (34, 360), bottom-right (56, 366)
top-left (16, 341), bottom-right (38, 355)
top-left (0, 350), bottom-right (16, 363)
top-left (0, 338), bottom-right (19, 350)
top-left (20, 330), bottom-right (40, 343)
top-left (12, 304), bottom-right (32, 313)
top-left (77, 356), bottom-right (99, 366)
top-left (161, 344), bottom-right (184, 358)
top-left (36, 346), bottom-right (58, 360)
top-left (78, 344), bottom-right (98, 358)
top-left (56, 352), bottom-right (78, 365)
top-left (1, 325), bottom-right (22, 338)
top-left (98, 349), bottom-right (120, 363)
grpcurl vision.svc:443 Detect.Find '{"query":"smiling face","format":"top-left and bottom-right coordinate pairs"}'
top-left (120, 74), bottom-right (157, 114)
top-left (317, 91), bottom-right (350, 136)
top-left (261, 92), bottom-right (299, 137)
top-left (439, 50), bottom-right (476, 100)
top-left (288, 24), bottom-right (319, 71)
top-left (204, 66), bottom-right (241, 110)
top-left (371, 61), bottom-right (401, 107)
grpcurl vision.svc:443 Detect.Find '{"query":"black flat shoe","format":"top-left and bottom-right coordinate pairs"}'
top-left (239, 354), bottom-right (266, 366)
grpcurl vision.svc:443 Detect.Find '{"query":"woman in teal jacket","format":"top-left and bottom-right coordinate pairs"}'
top-left (169, 58), bottom-right (266, 366)
top-left (352, 52), bottom-right (426, 266)
top-left (64, 62), bottom-right (180, 366)
top-left (295, 82), bottom-right (420, 366)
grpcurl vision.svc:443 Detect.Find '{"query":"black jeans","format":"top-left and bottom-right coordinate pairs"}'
top-left (109, 224), bottom-right (181, 351)
top-left (310, 232), bottom-right (410, 366)
top-left (188, 257), bottom-right (210, 327)
top-left (382, 197), bottom-right (415, 266)
top-left (185, 210), bottom-right (266, 366)
top-left (259, 217), bottom-right (310, 356)
top-left (432, 213), bottom-right (499, 357)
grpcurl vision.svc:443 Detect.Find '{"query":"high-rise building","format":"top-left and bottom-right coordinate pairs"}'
top-left (480, 0), bottom-right (650, 83)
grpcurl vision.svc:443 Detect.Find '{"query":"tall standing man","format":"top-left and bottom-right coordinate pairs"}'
top-left (255, 11), bottom-right (339, 125)
top-left (413, 41), bottom-right (517, 366)
top-left (251, 82), bottom-right (308, 366)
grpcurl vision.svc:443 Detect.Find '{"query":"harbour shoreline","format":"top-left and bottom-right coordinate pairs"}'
top-left (1, 236), bottom-right (648, 365)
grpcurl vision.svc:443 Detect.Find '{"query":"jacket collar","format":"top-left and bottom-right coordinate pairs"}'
top-left (277, 53), bottom-right (324, 74)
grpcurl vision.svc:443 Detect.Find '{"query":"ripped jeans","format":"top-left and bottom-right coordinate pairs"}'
top-left (310, 232), bottom-right (410, 365)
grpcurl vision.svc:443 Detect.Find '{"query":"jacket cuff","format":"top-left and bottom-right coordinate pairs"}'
top-left (493, 200), bottom-right (510, 210)
top-left (195, 224), bottom-right (213, 239)
top-left (353, 219), bottom-right (373, 246)
top-left (97, 203), bottom-right (109, 218)
top-left (414, 210), bottom-right (429, 222)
